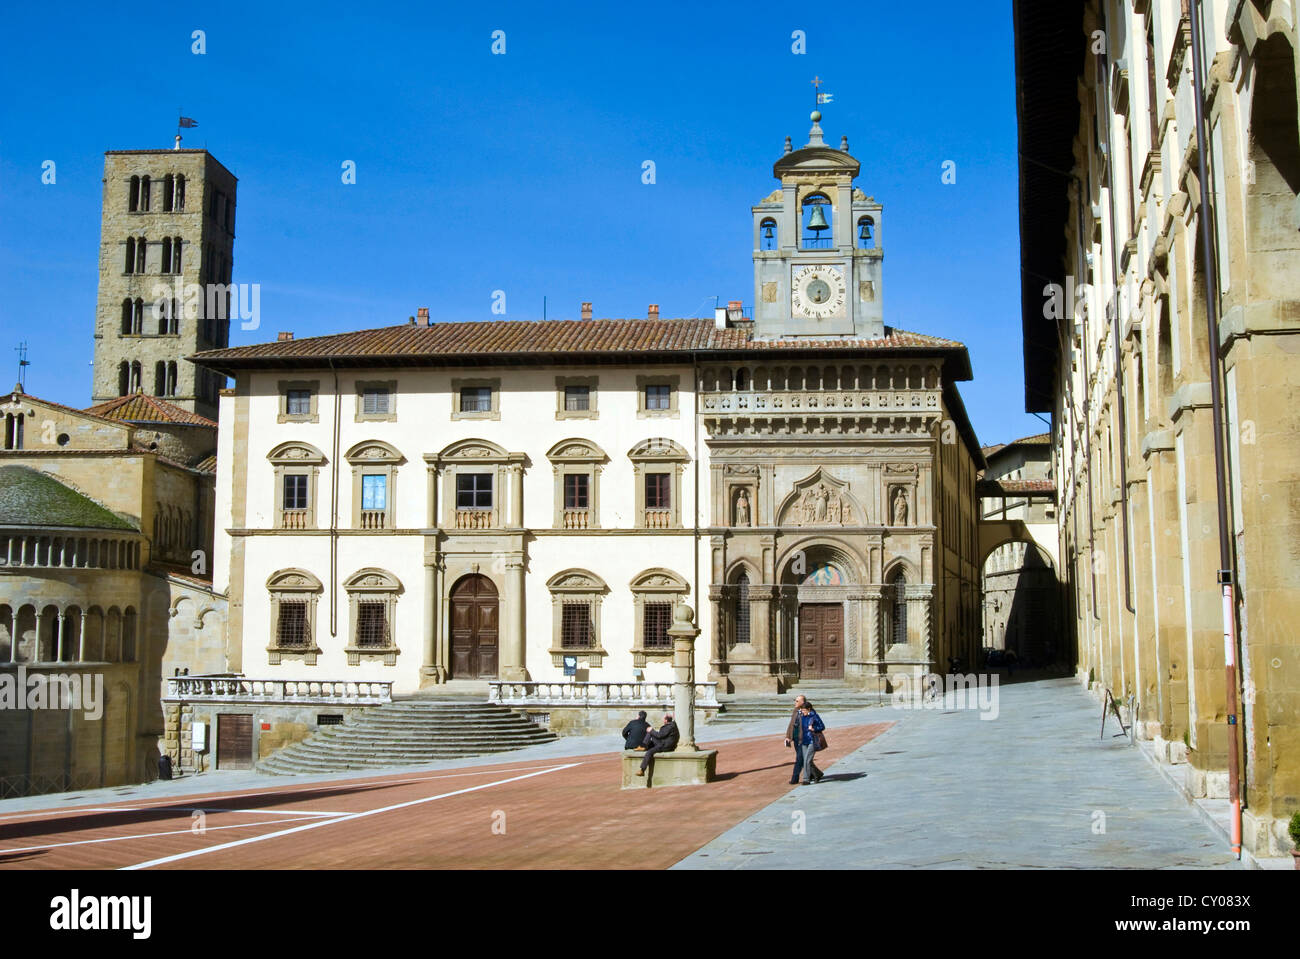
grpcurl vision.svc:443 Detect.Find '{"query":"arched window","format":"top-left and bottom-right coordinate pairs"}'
top-left (133, 298), bottom-right (144, 334)
top-left (166, 362), bottom-right (177, 396)
top-left (130, 361), bottom-right (142, 393)
top-left (890, 569), bottom-right (907, 646)
top-left (122, 299), bottom-right (133, 334)
top-left (136, 236), bottom-right (147, 273)
top-left (156, 297), bottom-right (169, 335)
top-left (759, 216), bottom-right (778, 250)
top-left (174, 174), bottom-right (185, 210)
top-left (128, 176), bottom-right (140, 212)
top-left (162, 175), bottom-right (174, 212)
top-left (118, 362), bottom-right (130, 396)
top-left (139, 176), bottom-right (150, 212)
top-left (857, 216), bottom-right (875, 249)
top-left (161, 237), bottom-right (172, 274)
top-left (801, 193), bottom-right (832, 249)
top-left (124, 237), bottom-right (135, 274)
top-left (734, 571), bottom-right (751, 646)
top-left (171, 235), bottom-right (182, 273)
top-left (154, 362), bottom-right (166, 395)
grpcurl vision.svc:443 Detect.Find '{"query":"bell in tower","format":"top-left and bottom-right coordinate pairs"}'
top-left (750, 107), bottom-right (884, 339)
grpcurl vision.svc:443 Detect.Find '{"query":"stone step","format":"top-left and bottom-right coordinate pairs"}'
top-left (257, 701), bottom-right (558, 776)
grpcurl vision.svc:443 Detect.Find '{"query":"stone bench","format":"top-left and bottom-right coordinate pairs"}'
top-left (621, 748), bottom-right (717, 789)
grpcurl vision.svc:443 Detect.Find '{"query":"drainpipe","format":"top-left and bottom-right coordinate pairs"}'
top-left (691, 352), bottom-right (701, 618)
top-left (1187, 0), bottom-right (1242, 860)
top-left (328, 358), bottom-right (341, 637)
top-left (1096, 48), bottom-right (1137, 617)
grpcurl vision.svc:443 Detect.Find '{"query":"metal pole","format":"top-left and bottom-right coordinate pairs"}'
top-left (1187, 0), bottom-right (1241, 859)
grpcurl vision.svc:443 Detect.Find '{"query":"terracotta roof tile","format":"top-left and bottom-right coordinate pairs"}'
top-left (86, 393), bottom-right (217, 428)
top-left (976, 478), bottom-right (1056, 497)
top-left (193, 319), bottom-right (970, 370)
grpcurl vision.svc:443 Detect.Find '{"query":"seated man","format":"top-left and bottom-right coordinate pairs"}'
top-left (636, 713), bottom-right (679, 776)
top-left (622, 710), bottom-right (651, 750)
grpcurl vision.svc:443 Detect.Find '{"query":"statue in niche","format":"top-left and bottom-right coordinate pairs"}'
top-left (892, 488), bottom-right (909, 527)
top-left (734, 489), bottom-right (752, 527)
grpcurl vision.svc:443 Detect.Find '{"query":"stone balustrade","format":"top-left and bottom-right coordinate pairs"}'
top-left (488, 680), bottom-right (719, 708)
top-left (699, 388), bottom-right (940, 416)
top-left (164, 674), bottom-right (393, 705)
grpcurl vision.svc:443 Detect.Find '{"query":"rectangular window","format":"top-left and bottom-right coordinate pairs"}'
top-left (361, 475), bottom-right (387, 511)
top-left (460, 387), bottom-right (492, 412)
top-left (564, 385), bottom-right (590, 411)
top-left (362, 387), bottom-right (390, 415)
top-left (561, 602), bottom-right (593, 649)
top-left (563, 473), bottom-right (589, 510)
top-left (356, 601), bottom-right (389, 648)
top-left (645, 472), bottom-right (671, 510)
top-left (277, 601), bottom-right (308, 648)
top-left (284, 474), bottom-right (309, 511)
top-left (643, 602), bottom-right (673, 650)
top-left (456, 472), bottom-right (493, 509)
top-left (286, 390), bottom-right (311, 416)
top-left (645, 384), bottom-right (671, 410)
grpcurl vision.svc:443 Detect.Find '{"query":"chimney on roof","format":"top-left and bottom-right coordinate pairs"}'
top-left (714, 306), bottom-right (727, 330)
top-left (648, 304), bottom-right (659, 320)
top-left (581, 302), bottom-right (593, 321)
top-left (418, 307), bottom-right (430, 326)
top-left (408, 317), bottom-right (416, 325)
top-left (727, 300), bottom-right (746, 324)
top-left (277, 332), bottom-right (294, 341)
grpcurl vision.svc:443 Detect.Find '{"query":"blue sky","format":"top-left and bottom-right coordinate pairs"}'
top-left (0, 0), bottom-right (1044, 445)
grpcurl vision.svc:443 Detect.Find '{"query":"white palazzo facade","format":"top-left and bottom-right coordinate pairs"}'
top-left (199, 114), bottom-right (987, 696)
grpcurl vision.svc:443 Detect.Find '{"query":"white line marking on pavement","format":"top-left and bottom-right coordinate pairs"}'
top-left (0, 816), bottom-right (331, 855)
top-left (120, 763), bottom-right (580, 870)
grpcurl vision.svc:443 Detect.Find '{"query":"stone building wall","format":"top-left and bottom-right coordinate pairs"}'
top-left (1036, 0), bottom-right (1300, 857)
top-left (93, 150), bottom-right (237, 420)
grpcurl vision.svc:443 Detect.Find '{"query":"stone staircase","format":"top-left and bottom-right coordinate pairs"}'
top-left (257, 702), bottom-right (558, 775)
top-left (711, 682), bottom-right (886, 725)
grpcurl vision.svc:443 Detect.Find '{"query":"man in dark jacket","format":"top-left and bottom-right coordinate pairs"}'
top-left (636, 714), bottom-right (679, 775)
top-left (622, 711), bottom-right (650, 750)
top-left (783, 694), bottom-right (807, 784)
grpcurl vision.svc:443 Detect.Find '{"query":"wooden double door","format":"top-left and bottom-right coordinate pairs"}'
top-left (798, 603), bottom-right (844, 680)
top-left (216, 713), bottom-right (253, 770)
top-left (450, 574), bottom-right (499, 678)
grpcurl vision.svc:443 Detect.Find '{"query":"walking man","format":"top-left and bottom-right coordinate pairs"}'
top-left (783, 694), bottom-right (807, 784)
top-left (636, 713), bottom-right (679, 776)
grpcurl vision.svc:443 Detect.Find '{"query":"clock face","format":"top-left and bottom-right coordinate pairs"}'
top-left (791, 265), bottom-right (847, 320)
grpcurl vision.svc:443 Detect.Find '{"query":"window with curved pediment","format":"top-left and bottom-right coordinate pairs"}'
top-left (268, 442), bottom-right (327, 530)
top-left (546, 569), bottom-right (608, 667)
top-left (629, 437), bottom-right (689, 530)
top-left (629, 568), bottom-right (689, 666)
top-left (547, 438), bottom-right (606, 529)
top-left (266, 568), bottom-right (323, 665)
top-left (426, 439), bottom-right (525, 530)
top-left (344, 568), bottom-right (402, 665)
top-left (346, 440), bottom-right (404, 530)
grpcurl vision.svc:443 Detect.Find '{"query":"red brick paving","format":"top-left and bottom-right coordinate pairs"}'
top-left (0, 723), bottom-right (891, 870)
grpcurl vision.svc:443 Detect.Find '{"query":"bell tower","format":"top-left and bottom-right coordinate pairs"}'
top-left (751, 110), bottom-right (884, 339)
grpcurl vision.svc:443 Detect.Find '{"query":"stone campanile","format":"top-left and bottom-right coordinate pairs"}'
top-left (92, 147), bottom-right (238, 421)
top-left (751, 110), bottom-right (884, 339)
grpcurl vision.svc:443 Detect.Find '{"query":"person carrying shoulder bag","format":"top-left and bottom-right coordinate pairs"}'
top-left (797, 702), bottom-right (826, 785)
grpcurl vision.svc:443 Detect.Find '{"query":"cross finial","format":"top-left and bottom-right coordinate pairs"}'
top-left (811, 75), bottom-right (822, 105)
top-left (14, 341), bottom-right (29, 390)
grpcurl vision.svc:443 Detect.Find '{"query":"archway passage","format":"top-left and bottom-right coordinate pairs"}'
top-left (798, 604), bottom-right (844, 679)
top-left (450, 574), bottom-right (499, 679)
top-left (980, 540), bottom-right (1058, 667)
